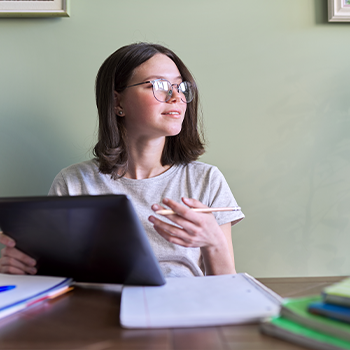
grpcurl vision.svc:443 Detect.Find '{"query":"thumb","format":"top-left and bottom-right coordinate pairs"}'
top-left (0, 232), bottom-right (15, 248)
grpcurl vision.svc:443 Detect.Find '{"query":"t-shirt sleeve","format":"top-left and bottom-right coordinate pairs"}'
top-left (48, 172), bottom-right (69, 196)
top-left (207, 167), bottom-right (245, 226)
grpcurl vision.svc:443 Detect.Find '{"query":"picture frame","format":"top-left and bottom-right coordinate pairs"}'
top-left (0, 0), bottom-right (69, 17)
top-left (328, 0), bottom-right (350, 22)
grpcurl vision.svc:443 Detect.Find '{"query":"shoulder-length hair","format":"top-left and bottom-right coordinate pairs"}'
top-left (93, 42), bottom-right (205, 179)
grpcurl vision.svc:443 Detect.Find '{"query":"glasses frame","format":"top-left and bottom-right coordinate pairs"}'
top-left (125, 78), bottom-right (194, 103)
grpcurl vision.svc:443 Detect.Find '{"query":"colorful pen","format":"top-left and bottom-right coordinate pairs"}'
top-left (155, 207), bottom-right (241, 216)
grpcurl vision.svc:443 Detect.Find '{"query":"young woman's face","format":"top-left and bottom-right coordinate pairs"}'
top-left (117, 54), bottom-right (187, 141)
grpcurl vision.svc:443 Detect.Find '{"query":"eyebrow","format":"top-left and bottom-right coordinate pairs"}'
top-left (143, 75), bottom-right (183, 82)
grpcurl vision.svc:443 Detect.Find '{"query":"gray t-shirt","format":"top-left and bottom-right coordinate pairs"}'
top-left (48, 159), bottom-right (244, 277)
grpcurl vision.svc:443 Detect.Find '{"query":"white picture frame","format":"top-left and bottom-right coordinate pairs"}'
top-left (0, 0), bottom-right (69, 17)
top-left (328, 0), bottom-right (350, 22)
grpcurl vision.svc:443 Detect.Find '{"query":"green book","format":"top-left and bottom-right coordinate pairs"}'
top-left (260, 316), bottom-right (350, 350)
top-left (280, 296), bottom-right (350, 342)
top-left (323, 278), bottom-right (350, 307)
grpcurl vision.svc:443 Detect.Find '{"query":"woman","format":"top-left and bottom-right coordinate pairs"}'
top-left (0, 43), bottom-right (244, 277)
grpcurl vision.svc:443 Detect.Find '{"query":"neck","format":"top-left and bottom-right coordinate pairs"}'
top-left (123, 136), bottom-right (170, 179)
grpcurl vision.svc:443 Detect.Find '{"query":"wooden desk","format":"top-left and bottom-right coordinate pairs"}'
top-left (0, 276), bottom-right (345, 350)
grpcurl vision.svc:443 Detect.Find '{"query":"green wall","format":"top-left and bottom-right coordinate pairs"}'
top-left (1, 0), bottom-right (349, 278)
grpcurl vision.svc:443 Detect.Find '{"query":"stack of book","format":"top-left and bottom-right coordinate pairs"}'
top-left (260, 277), bottom-right (350, 350)
top-left (0, 273), bottom-right (73, 320)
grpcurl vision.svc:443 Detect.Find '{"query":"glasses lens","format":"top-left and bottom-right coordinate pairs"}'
top-left (151, 79), bottom-right (194, 103)
top-left (152, 80), bottom-right (172, 102)
top-left (179, 81), bottom-right (194, 103)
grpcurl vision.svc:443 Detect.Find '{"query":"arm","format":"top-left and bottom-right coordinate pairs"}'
top-left (149, 197), bottom-right (237, 275)
top-left (201, 222), bottom-right (236, 275)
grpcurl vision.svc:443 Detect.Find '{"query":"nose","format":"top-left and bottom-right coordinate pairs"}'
top-left (167, 84), bottom-right (184, 103)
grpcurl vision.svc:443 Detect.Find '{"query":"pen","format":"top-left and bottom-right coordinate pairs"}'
top-left (155, 207), bottom-right (241, 216)
top-left (26, 286), bottom-right (74, 307)
top-left (0, 285), bottom-right (16, 293)
top-left (48, 286), bottom-right (74, 299)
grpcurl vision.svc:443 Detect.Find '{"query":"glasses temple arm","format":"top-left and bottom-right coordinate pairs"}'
top-left (125, 81), bottom-right (152, 89)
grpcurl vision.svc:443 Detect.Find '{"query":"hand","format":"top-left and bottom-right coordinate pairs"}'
top-left (0, 232), bottom-right (37, 275)
top-left (149, 197), bottom-right (236, 275)
top-left (148, 197), bottom-right (226, 249)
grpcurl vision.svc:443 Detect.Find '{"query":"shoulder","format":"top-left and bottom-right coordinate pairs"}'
top-left (170, 161), bottom-right (230, 197)
top-left (59, 159), bottom-right (99, 178)
top-left (178, 162), bottom-right (244, 224)
top-left (180, 161), bottom-right (220, 174)
top-left (48, 159), bottom-right (101, 196)
top-left (179, 161), bottom-right (225, 181)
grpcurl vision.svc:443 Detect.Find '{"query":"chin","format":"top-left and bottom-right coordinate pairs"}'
top-left (167, 121), bottom-right (183, 136)
top-left (166, 127), bottom-right (182, 137)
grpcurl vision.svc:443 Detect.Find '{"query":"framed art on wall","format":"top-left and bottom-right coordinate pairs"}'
top-left (0, 0), bottom-right (69, 17)
top-left (328, 0), bottom-right (350, 21)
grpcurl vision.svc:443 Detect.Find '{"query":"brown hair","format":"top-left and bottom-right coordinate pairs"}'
top-left (93, 42), bottom-right (205, 179)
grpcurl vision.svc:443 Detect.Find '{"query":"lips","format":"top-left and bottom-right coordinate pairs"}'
top-left (162, 110), bottom-right (181, 116)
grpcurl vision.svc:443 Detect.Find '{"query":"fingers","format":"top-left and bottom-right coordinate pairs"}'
top-left (0, 232), bottom-right (37, 274)
top-left (152, 198), bottom-right (207, 217)
top-left (163, 198), bottom-right (192, 216)
top-left (149, 211), bottom-right (203, 247)
top-left (150, 198), bottom-right (219, 248)
top-left (157, 198), bottom-right (214, 231)
top-left (0, 231), bottom-right (15, 248)
top-left (151, 203), bottom-right (193, 236)
top-left (151, 203), bottom-right (167, 212)
top-left (181, 197), bottom-right (207, 209)
top-left (0, 254), bottom-right (37, 275)
top-left (150, 218), bottom-right (197, 248)
top-left (1, 246), bottom-right (36, 267)
top-left (160, 198), bottom-right (208, 225)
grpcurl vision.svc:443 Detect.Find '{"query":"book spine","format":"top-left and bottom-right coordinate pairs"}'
top-left (242, 273), bottom-right (283, 305)
top-left (324, 294), bottom-right (350, 307)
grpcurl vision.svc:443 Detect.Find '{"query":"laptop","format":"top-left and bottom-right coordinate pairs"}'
top-left (0, 195), bottom-right (165, 286)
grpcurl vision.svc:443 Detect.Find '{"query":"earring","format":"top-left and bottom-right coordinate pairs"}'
top-left (118, 110), bottom-right (123, 116)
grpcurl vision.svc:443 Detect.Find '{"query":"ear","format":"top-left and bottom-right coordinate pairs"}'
top-left (114, 91), bottom-right (125, 117)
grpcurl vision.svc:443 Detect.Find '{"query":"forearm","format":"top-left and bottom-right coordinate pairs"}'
top-left (201, 237), bottom-right (236, 275)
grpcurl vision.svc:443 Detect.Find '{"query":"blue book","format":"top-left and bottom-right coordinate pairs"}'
top-left (309, 302), bottom-right (350, 324)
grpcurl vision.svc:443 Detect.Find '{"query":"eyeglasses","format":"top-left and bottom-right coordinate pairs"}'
top-left (125, 78), bottom-right (194, 103)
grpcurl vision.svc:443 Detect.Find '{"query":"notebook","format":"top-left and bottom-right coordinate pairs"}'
top-left (323, 278), bottom-right (350, 307)
top-left (260, 316), bottom-right (350, 350)
top-left (120, 273), bottom-right (282, 328)
top-left (0, 273), bottom-right (72, 319)
top-left (0, 195), bottom-right (165, 286)
top-left (280, 296), bottom-right (350, 342)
